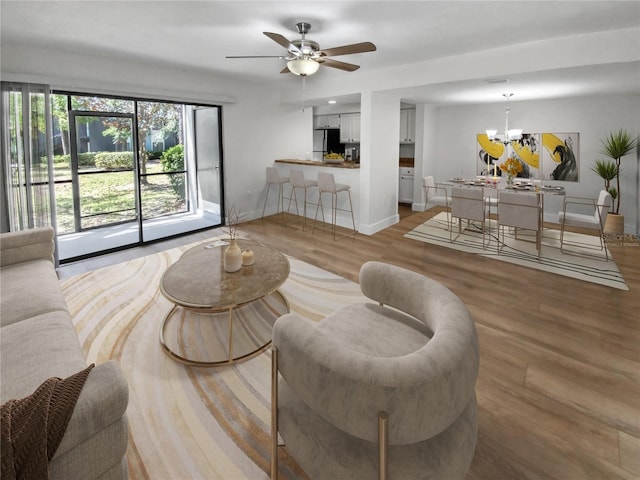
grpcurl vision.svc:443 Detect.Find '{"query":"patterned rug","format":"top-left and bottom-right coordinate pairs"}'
top-left (404, 212), bottom-right (627, 290)
top-left (60, 240), bottom-right (366, 479)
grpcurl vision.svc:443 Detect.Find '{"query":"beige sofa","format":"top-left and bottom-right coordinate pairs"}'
top-left (0, 227), bottom-right (129, 479)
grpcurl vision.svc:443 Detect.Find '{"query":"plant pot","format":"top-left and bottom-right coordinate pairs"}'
top-left (604, 213), bottom-right (624, 235)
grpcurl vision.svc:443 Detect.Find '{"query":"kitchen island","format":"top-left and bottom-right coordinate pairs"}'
top-left (275, 158), bottom-right (360, 169)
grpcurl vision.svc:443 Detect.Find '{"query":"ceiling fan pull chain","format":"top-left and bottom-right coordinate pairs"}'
top-left (301, 75), bottom-right (306, 112)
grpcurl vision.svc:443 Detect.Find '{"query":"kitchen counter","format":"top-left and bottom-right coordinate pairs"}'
top-left (275, 159), bottom-right (360, 169)
top-left (399, 157), bottom-right (414, 167)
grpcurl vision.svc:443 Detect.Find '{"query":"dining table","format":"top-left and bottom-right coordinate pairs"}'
top-left (442, 176), bottom-right (566, 238)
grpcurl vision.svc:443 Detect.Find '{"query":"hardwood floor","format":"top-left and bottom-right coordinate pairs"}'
top-left (58, 207), bottom-right (640, 480)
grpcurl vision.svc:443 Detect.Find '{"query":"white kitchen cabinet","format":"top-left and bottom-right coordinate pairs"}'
top-left (339, 113), bottom-right (360, 143)
top-left (314, 114), bottom-right (341, 129)
top-left (400, 108), bottom-right (416, 144)
top-left (398, 167), bottom-right (414, 203)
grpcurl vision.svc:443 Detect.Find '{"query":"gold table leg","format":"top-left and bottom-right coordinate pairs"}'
top-left (159, 290), bottom-right (289, 367)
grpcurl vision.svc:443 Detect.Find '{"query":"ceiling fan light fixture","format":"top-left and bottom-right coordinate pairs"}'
top-left (287, 58), bottom-right (319, 76)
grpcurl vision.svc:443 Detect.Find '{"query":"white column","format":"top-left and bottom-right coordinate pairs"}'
top-left (358, 91), bottom-right (401, 235)
top-left (414, 104), bottom-right (437, 210)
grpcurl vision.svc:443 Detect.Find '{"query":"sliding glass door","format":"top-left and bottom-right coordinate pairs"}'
top-left (72, 113), bottom-right (138, 230)
top-left (52, 93), bottom-right (223, 261)
top-left (2, 87), bottom-right (225, 261)
top-left (51, 112), bottom-right (141, 258)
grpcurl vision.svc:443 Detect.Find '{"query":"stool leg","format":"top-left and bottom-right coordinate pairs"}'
top-left (331, 190), bottom-right (356, 241)
top-left (313, 191), bottom-right (327, 233)
top-left (301, 187), bottom-right (307, 231)
top-left (346, 190), bottom-right (356, 235)
top-left (262, 184), bottom-right (273, 220)
top-left (284, 186), bottom-right (300, 227)
top-left (278, 183), bottom-right (287, 225)
top-left (330, 192), bottom-right (336, 239)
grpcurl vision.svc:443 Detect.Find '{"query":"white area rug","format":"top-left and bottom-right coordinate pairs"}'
top-left (404, 212), bottom-right (627, 291)
top-left (61, 241), bottom-right (366, 479)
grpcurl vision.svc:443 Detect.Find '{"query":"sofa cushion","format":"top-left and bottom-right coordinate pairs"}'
top-left (0, 259), bottom-right (69, 328)
top-left (0, 311), bottom-right (86, 403)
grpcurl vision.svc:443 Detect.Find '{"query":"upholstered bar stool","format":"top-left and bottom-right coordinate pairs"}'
top-left (285, 170), bottom-right (318, 231)
top-left (313, 172), bottom-right (356, 240)
top-left (262, 167), bottom-right (290, 222)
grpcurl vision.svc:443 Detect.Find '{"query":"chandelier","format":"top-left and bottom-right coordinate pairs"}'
top-left (486, 93), bottom-right (522, 144)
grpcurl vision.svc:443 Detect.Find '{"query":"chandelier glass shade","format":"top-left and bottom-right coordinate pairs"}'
top-left (287, 58), bottom-right (320, 76)
top-left (486, 93), bottom-right (522, 144)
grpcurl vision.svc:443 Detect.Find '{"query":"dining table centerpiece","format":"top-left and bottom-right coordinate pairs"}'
top-left (499, 157), bottom-right (524, 186)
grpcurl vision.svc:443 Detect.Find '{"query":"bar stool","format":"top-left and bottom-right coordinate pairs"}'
top-left (313, 172), bottom-right (356, 240)
top-left (285, 170), bottom-right (318, 231)
top-left (261, 167), bottom-right (290, 222)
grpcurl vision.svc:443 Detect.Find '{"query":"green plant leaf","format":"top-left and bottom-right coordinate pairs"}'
top-left (591, 159), bottom-right (617, 181)
top-left (600, 128), bottom-right (637, 160)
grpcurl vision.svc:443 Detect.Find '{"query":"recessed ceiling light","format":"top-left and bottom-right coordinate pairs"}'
top-left (328, 100), bottom-right (337, 104)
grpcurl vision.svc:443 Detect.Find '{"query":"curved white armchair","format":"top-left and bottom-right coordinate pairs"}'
top-left (558, 190), bottom-right (611, 261)
top-left (271, 261), bottom-right (479, 480)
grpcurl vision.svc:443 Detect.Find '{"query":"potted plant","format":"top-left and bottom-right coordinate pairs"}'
top-left (597, 129), bottom-right (638, 234)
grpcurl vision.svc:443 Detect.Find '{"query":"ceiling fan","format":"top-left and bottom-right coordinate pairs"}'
top-left (226, 22), bottom-right (376, 76)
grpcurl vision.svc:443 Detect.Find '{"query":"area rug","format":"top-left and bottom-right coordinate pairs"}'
top-left (60, 241), bottom-right (367, 479)
top-left (404, 212), bottom-right (627, 291)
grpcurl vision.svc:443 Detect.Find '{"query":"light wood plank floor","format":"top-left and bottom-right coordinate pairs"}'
top-left (58, 206), bottom-right (640, 480)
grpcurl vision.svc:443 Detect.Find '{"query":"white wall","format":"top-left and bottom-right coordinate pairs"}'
top-left (418, 94), bottom-right (640, 233)
top-left (3, 41), bottom-right (638, 234)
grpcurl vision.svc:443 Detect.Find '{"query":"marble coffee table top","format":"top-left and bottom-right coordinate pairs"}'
top-left (160, 239), bottom-right (290, 310)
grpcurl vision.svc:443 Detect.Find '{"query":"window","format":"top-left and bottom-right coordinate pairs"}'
top-left (2, 86), bottom-right (224, 261)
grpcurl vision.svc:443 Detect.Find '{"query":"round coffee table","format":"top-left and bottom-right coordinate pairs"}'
top-left (159, 239), bottom-right (290, 367)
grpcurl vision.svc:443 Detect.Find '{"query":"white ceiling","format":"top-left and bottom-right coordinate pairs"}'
top-left (2, 1), bottom-right (640, 106)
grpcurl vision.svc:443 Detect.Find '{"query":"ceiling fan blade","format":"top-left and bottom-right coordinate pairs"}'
top-left (318, 42), bottom-right (376, 58)
top-left (226, 55), bottom-right (286, 59)
top-left (280, 66), bottom-right (291, 74)
top-left (317, 58), bottom-right (360, 72)
top-left (264, 32), bottom-right (301, 54)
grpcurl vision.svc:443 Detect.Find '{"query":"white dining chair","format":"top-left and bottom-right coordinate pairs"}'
top-left (423, 176), bottom-right (450, 230)
top-left (450, 187), bottom-right (489, 248)
top-left (497, 191), bottom-right (543, 260)
top-left (558, 190), bottom-right (611, 261)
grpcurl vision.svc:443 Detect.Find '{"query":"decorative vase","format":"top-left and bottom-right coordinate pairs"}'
top-left (507, 174), bottom-right (514, 187)
top-left (604, 213), bottom-right (624, 235)
top-left (224, 239), bottom-right (242, 272)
